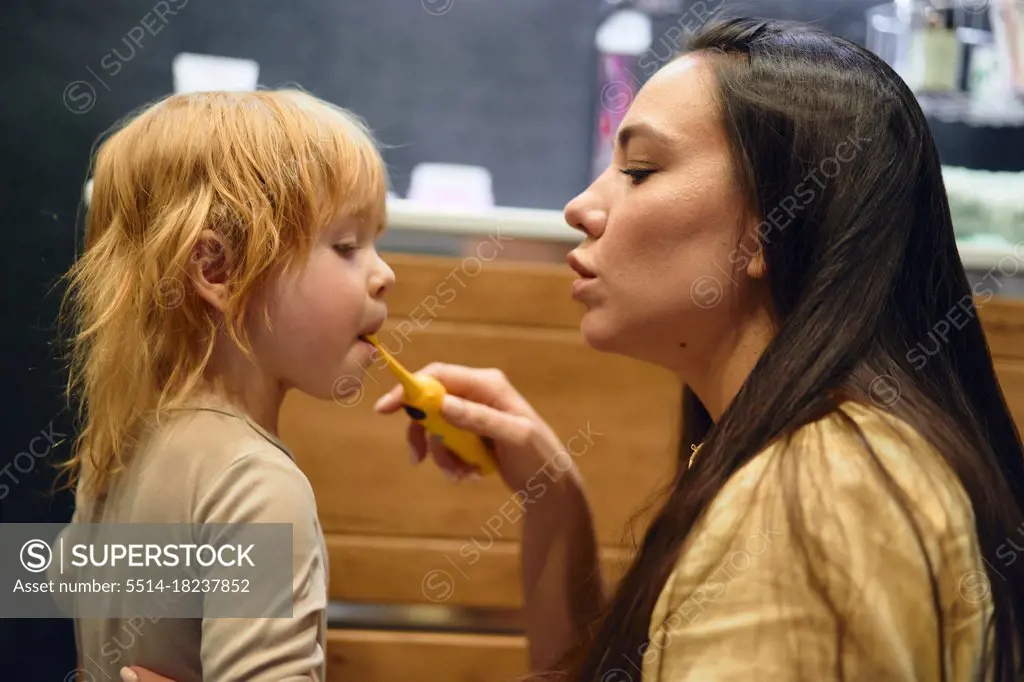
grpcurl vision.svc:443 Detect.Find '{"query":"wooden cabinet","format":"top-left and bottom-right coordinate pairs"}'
top-left (981, 300), bottom-right (1024, 428)
top-left (277, 253), bottom-right (1024, 682)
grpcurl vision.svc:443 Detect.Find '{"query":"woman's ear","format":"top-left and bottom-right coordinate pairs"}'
top-left (745, 242), bottom-right (767, 280)
top-left (741, 213), bottom-right (768, 280)
top-left (189, 229), bottom-right (234, 311)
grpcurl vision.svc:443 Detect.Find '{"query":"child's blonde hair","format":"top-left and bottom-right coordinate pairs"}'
top-left (59, 88), bottom-right (388, 501)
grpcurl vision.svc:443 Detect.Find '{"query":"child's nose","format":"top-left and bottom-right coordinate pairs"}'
top-left (371, 257), bottom-right (395, 298)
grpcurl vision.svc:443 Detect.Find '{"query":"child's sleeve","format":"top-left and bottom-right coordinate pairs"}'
top-left (192, 449), bottom-right (327, 682)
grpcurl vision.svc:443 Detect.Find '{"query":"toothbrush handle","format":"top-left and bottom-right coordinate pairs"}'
top-left (404, 404), bottom-right (498, 474)
top-left (425, 410), bottom-right (496, 474)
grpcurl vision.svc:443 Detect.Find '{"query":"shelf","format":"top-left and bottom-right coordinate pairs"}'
top-left (386, 198), bottom-right (579, 243)
top-left (81, 180), bottom-right (1023, 271)
top-left (388, 198), bottom-right (1023, 273)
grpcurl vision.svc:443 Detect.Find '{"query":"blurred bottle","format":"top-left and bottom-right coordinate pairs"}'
top-left (591, 6), bottom-right (653, 181)
top-left (906, 0), bottom-right (960, 93)
top-left (590, 0), bottom-right (694, 181)
top-left (989, 0), bottom-right (1024, 97)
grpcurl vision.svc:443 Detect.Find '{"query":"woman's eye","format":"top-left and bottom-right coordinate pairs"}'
top-left (620, 167), bottom-right (655, 185)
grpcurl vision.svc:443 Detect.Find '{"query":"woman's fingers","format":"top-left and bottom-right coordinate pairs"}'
top-left (406, 420), bottom-right (427, 465)
top-left (440, 394), bottom-right (534, 447)
top-left (374, 385), bottom-right (405, 414)
top-left (407, 416), bottom-right (478, 479)
top-left (371, 363), bottom-right (540, 478)
top-left (425, 364), bottom-right (522, 409)
top-left (425, 434), bottom-right (449, 474)
top-left (373, 363), bottom-right (524, 414)
top-left (427, 435), bottom-right (473, 481)
top-left (121, 666), bottom-right (175, 682)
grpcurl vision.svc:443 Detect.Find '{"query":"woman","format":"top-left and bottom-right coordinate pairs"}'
top-left (125, 17), bottom-right (1024, 682)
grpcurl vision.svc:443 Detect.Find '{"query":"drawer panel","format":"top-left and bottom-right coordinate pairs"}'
top-left (326, 629), bottom-right (528, 682)
top-left (325, 533), bottom-right (634, 608)
top-left (995, 358), bottom-right (1024, 431)
top-left (381, 252), bottom-right (581, 329)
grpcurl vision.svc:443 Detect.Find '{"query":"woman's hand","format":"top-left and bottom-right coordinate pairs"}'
top-left (119, 666), bottom-right (174, 682)
top-left (373, 363), bottom-right (581, 495)
top-left (374, 363), bottom-right (602, 670)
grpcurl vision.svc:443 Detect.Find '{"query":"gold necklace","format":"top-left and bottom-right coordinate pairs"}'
top-left (688, 443), bottom-right (703, 470)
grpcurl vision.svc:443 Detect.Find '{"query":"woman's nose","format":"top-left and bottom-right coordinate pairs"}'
top-left (563, 190), bottom-right (607, 239)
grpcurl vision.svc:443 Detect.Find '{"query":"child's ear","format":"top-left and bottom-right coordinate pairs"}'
top-left (189, 229), bottom-right (234, 311)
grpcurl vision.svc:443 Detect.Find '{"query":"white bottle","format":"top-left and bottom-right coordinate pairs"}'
top-left (907, 1), bottom-right (960, 93)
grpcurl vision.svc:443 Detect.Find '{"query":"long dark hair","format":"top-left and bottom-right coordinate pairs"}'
top-left (561, 17), bottom-right (1024, 681)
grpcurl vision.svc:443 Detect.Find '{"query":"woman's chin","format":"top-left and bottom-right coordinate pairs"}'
top-left (580, 313), bottom-right (668, 367)
top-left (579, 312), bottom-right (623, 353)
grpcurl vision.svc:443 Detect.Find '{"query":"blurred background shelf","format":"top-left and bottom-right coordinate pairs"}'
top-left (80, 179), bottom-right (1024, 279)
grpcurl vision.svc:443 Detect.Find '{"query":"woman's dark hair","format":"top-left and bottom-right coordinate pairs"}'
top-left (559, 16), bottom-right (1024, 682)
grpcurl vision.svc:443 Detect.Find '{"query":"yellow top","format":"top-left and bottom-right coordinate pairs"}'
top-left (641, 401), bottom-right (992, 681)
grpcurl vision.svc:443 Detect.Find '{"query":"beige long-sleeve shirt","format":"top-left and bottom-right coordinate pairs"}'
top-left (65, 398), bottom-right (328, 682)
top-left (640, 401), bottom-right (993, 681)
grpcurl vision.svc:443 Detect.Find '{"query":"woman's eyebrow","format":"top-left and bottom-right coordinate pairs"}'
top-left (617, 122), bottom-right (676, 150)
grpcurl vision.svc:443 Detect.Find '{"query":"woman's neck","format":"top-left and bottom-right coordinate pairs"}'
top-left (681, 309), bottom-right (775, 421)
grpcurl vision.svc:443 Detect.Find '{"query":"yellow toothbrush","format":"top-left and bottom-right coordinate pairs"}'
top-left (363, 335), bottom-right (497, 475)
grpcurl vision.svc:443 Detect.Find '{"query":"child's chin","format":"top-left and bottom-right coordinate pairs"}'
top-left (324, 371), bottom-right (368, 408)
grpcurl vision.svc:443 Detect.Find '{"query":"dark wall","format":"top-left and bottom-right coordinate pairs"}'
top-left (0, 0), bottom-right (881, 677)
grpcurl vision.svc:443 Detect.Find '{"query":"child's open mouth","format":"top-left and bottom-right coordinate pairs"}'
top-left (358, 335), bottom-right (379, 358)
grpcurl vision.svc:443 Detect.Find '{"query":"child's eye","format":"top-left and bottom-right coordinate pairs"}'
top-left (620, 167), bottom-right (656, 185)
top-left (334, 243), bottom-right (358, 256)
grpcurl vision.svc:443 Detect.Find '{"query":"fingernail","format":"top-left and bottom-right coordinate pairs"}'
top-left (120, 668), bottom-right (139, 682)
top-left (468, 473), bottom-right (482, 481)
top-left (408, 445), bottom-right (420, 465)
top-left (373, 395), bottom-right (389, 412)
top-left (444, 470), bottom-right (460, 483)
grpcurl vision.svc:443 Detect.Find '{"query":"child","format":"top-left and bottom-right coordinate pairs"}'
top-left (58, 88), bottom-right (394, 681)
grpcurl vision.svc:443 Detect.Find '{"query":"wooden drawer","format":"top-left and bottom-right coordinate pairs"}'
top-left (974, 297), bottom-right (1024, 430)
top-left (323, 535), bottom-right (634, 608)
top-left (980, 298), bottom-right (1024, 362)
top-left (995, 358), bottom-right (1024, 429)
top-left (326, 630), bottom-right (528, 682)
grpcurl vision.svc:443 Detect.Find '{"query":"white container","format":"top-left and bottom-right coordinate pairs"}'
top-left (405, 163), bottom-right (495, 210)
top-left (171, 52), bottom-right (260, 94)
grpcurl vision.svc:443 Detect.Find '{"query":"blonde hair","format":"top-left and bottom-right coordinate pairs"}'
top-left (59, 88), bottom-right (388, 501)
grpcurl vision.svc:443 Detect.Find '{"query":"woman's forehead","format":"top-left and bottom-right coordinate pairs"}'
top-left (623, 55), bottom-right (721, 147)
